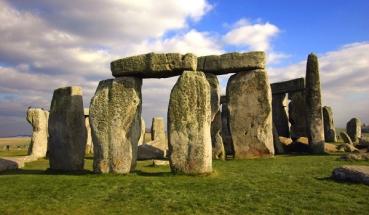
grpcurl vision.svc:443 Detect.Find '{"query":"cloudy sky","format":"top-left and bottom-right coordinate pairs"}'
top-left (0, 0), bottom-right (368, 136)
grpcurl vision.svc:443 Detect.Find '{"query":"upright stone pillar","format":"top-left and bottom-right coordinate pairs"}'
top-left (322, 106), bottom-right (337, 142)
top-left (48, 86), bottom-right (86, 171)
top-left (226, 70), bottom-right (274, 159)
top-left (90, 77), bottom-right (142, 174)
top-left (26, 108), bottom-right (49, 158)
top-left (272, 93), bottom-right (290, 137)
top-left (220, 97), bottom-right (233, 156)
top-left (305, 53), bottom-right (325, 153)
top-left (346, 118), bottom-right (361, 143)
top-left (84, 108), bottom-right (93, 154)
top-left (288, 91), bottom-right (307, 139)
top-left (151, 117), bottom-right (167, 152)
top-left (168, 71), bottom-right (212, 174)
top-left (205, 73), bottom-right (225, 160)
top-left (138, 117), bottom-right (145, 146)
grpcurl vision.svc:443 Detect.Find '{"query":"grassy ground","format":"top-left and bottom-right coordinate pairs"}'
top-left (0, 137), bottom-right (30, 151)
top-left (0, 153), bottom-right (369, 214)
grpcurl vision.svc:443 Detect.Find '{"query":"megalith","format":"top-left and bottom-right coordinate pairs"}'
top-left (322, 106), bottom-right (337, 142)
top-left (220, 96), bottom-right (234, 156)
top-left (48, 86), bottom-right (86, 171)
top-left (305, 53), bottom-right (325, 153)
top-left (26, 107), bottom-right (49, 158)
top-left (168, 71), bottom-right (212, 174)
top-left (90, 77), bottom-right (142, 174)
top-left (138, 117), bottom-right (145, 146)
top-left (288, 91), bottom-right (307, 139)
top-left (272, 93), bottom-right (290, 137)
top-left (84, 108), bottom-right (93, 154)
top-left (151, 117), bottom-right (167, 153)
top-left (346, 118), bottom-right (361, 143)
top-left (226, 70), bottom-right (274, 159)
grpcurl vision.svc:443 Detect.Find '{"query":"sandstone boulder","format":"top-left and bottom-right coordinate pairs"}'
top-left (340, 132), bottom-right (353, 145)
top-left (151, 117), bottom-right (167, 153)
top-left (332, 165), bottom-right (369, 185)
top-left (346, 118), bottom-right (361, 143)
top-left (322, 106), bottom-right (337, 142)
top-left (90, 77), bottom-right (142, 174)
top-left (341, 153), bottom-right (369, 161)
top-left (137, 143), bottom-right (165, 160)
top-left (26, 108), bottom-right (49, 158)
top-left (48, 86), bottom-right (86, 171)
top-left (226, 70), bottom-right (274, 158)
top-left (168, 71), bottom-right (212, 174)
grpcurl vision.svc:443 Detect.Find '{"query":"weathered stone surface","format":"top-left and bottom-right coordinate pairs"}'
top-left (325, 143), bottom-right (339, 153)
top-left (111, 53), bottom-right (197, 78)
top-left (48, 86), bottom-right (86, 171)
top-left (197, 52), bottom-right (265, 75)
top-left (84, 108), bottom-right (93, 154)
top-left (346, 118), bottom-right (361, 143)
top-left (288, 91), bottom-right (307, 139)
top-left (272, 93), bottom-right (290, 137)
top-left (226, 70), bottom-right (274, 158)
top-left (341, 153), bottom-right (369, 161)
top-left (305, 53), bottom-right (325, 153)
top-left (323, 106), bottom-right (337, 142)
top-left (340, 132), bottom-right (353, 145)
top-left (279, 136), bottom-right (293, 146)
top-left (151, 117), bottom-right (167, 153)
top-left (221, 103), bottom-right (233, 156)
top-left (168, 71), bottom-right (212, 174)
top-left (90, 77), bottom-right (142, 174)
top-left (137, 143), bottom-right (165, 160)
top-left (138, 117), bottom-right (145, 146)
top-left (205, 73), bottom-right (221, 120)
top-left (271, 78), bottom-right (305, 95)
top-left (332, 165), bottom-right (369, 185)
top-left (26, 108), bottom-right (49, 158)
top-left (152, 160), bottom-right (169, 166)
top-left (273, 123), bottom-right (285, 154)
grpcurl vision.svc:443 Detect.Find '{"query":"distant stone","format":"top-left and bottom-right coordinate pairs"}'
top-left (137, 143), bottom-right (165, 160)
top-left (337, 143), bottom-right (359, 153)
top-left (111, 53), bottom-right (197, 78)
top-left (26, 108), bottom-right (49, 158)
top-left (270, 78), bottom-right (305, 95)
top-left (305, 53), bottom-right (325, 153)
top-left (346, 118), bottom-right (361, 143)
top-left (152, 160), bottom-right (169, 166)
top-left (340, 132), bottom-right (353, 145)
top-left (221, 103), bottom-right (233, 156)
top-left (272, 93), bottom-right (290, 138)
top-left (197, 52), bottom-right (265, 74)
top-left (151, 117), bottom-right (167, 154)
top-left (322, 106), bottom-right (337, 142)
top-left (341, 153), bottom-right (369, 161)
top-left (90, 77), bottom-right (142, 174)
top-left (138, 117), bottom-right (146, 146)
top-left (324, 143), bottom-right (339, 153)
top-left (168, 71), bottom-right (212, 174)
top-left (226, 70), bottom-right (274, 158)
top-left (332, 165), bottom-right (369, 185)
top-left (288, 91), bottom-right (307, 139)
top-left (48, 86), bottom-right (86, 171)
top-left (84, 114), bottom-right (93, 154)
top-left (279, 137), bottom-right (293, 146)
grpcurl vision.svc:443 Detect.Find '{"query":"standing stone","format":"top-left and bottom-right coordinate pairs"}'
top-left (226, 70), bottom-right (274, 159)
top-left (288, 91), bottom-right (307, 139)
top-left (206, 73), bottom-right (225, 160)
top-left (322, 106), bottom-right (337, 142)
top-left (346, 118), bottom-right (361, 143)
top-left (151, 117), bottom-right (167, 153)
top-left (168, 71), bottom-right (212, 174)
top-left (26, 108), bottom-right (49, 158)
top-left (272, 93), bottom-right (290, 137)
top-left (221, 102), bottom-right (234, 156)
top-left (90, 77), bottom-right (142, 174)
top-left (305, 53), bottom-right (325, 153)
top-left (48, 86), bottom-right (86, 171)
top-left (84, 108), bottom-right (93, 154)
top-left (138, 117), bottom-right (145, 146)
top-left (273, 123), bottom-right (285, 154)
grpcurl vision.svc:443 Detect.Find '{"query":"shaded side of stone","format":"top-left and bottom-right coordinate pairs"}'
top-left (322, 106), bottom-right (337, 142)
top-left (288, 91), bottom-right (307, 139)
top-left (273, 123), bottom-right (285, 154)
top-left (221, 103), bottom-right (234, 156)
top-left (271, 78), bottom-right (305, 95)
top-left (346, 118), bottom-right (361, 143)
top-left (272, 93), bottom-right (290, 138)
top-left (332, 165), bottom-right (369, 185)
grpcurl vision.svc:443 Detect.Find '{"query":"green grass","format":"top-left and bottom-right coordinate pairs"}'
top-left (0, 149), bottom-right (28, 157)
top-left (0, 154), bottom-right (369, 214)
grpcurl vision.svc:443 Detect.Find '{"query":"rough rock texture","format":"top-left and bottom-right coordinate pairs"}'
top-left (84, 108), bottom-right (93, 154)
top-left (325, 143), bottom-right (339, 153)
top-left (111, 53), bottom-right (197, 78)
top-left (168, 71), bottom-right (212, 174)
top-left (0, 156), bottom-right (37, 172)
top-left (332, 165), bottom-right (369, 185)
top-left (197, 52), bottom-right (265, 75)
top-left (151, 117), bottom-right (167, 153)
top-left (340, 132), bottom-right (353, 145)
top-left (337, 143), bottom-right (360, 153)
top-left (137, 143), bottom-right (165, 160)
top-left (226, 70), bottom-right (274, 159)
top-left (90, 77), bottom-right (142, 174)
top-left (322, 106), bottom-right (337, 142)
top-left (305, 53), bottom-right (325, 153)
top-left (341, 153), bottom-right (369, 161)
top-left (272, 93), bottom-right (290, 137)
top-left (206, 73), bottom-right (224, 160)
top-left (273, 123), bottom-right (285, 154)
top-left (152, 160), bottom-right (169, 166)
top-left (288, 91), bottom-right (307, 139)
top-left (346, 118), bottom-right (361, 143)
top-left (26, 108), bottom-right (49, 158)
top-left (48, 86), bottom-right (86, 171)
top-left (138, 117), bottom-right (146, 146)
top-left (271, 78), bottom-right (305, 95)
top-left (221, 103), bottom-right (233, 156)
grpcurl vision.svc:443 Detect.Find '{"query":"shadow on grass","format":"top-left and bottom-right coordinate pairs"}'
top-left (315, 175), bottom-right (365, 185)
top-left (0, 168), bottom-right (94, 176)
top-left (134, 170), bottom-right (173, 177)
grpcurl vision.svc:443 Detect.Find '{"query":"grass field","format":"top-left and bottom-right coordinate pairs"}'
top-left (1, 153), bottom-right (369, 214)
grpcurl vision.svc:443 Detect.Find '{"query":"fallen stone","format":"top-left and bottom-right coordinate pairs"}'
top-left (322, 106), bottom-right (337, 142)
top-left (341, 153), bottom-right (369, 161)
top-left (337, 143), bottom-right (360, 153)
top-left (279, 136), bottom-right (293, 146)
top-left (151, 117), bottom-right (167, 153)
top-left (48, 86), bottom-right (86, 171)
top-left (168, 71), bottom-right (212, 174)
top-left (340, 132), bottom-right (353, 145)
top-left (324, 143), bottom-right (339, 153)
top-left (197, 52), bottom-right (265, 75)
top-left (111, 53), bottom-right (197, 78)
top-left (332, 165), bottom-right (369, 185)
top-left (90, 78), bottom-right (142, 174)
top-left (26, 107), bottom-right (49, 158)
top-left (226, 69), bottom-right (274, 159)
top-left (346, 118), bottom-right (361, 143)
top-left (137, 143), bottom-right (165, 160)
top-left (152, 160), bottom-right (169, 166)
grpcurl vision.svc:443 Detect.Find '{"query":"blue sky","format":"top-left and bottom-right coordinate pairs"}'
top-left (0, 0), bottom-right (368, 136)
